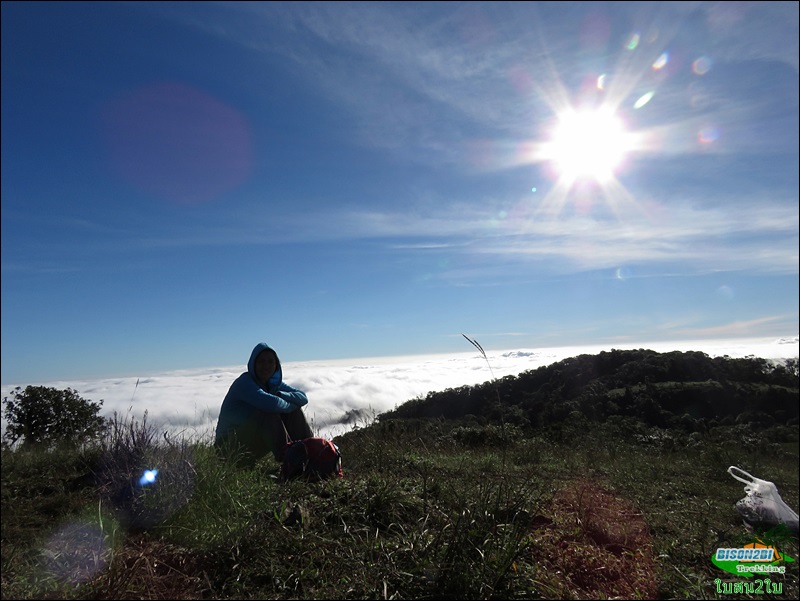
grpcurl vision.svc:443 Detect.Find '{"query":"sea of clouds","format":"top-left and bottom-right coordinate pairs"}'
top-left (2, 337), bottom-right (798, 443)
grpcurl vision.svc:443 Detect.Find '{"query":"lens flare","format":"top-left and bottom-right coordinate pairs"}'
top-left (634, 91), bottom-right (655, 109)
top-left (99, 82), bottom-right (253, 205)
top-left (615, 266), bottom-right (633, 281)
top-left (652, 52), bottom-right (669, 70)
top-left (693, 56), bottom-right (713, 75)
top-left (698, 126), bottom-right (720, 144)
top-left (138, 469), bottom-right (159, 486)
top-left (43, 521), bottom-right (111, 584)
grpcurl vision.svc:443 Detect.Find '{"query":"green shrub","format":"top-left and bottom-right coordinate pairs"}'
top-left (2, 386), bottom-right (107, 450)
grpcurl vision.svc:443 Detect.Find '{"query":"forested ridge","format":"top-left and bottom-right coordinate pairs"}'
top-left (380, 349), bottom-right (799, 432)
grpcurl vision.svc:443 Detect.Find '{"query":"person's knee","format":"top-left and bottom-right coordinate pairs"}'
top-left (284, 408), bottom-right (313, 439)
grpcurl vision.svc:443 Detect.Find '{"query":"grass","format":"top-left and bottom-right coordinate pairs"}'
top-left (2, 412), bottom-right (798, 600)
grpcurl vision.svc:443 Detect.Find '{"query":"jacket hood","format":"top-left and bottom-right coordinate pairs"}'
top-left (247, 342), bottom-right (283, 389)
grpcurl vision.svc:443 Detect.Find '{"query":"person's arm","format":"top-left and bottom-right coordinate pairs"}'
top-left (236, 377), bottom-right (298, 413)
top-left (274, 382), bottom-right (309, 408)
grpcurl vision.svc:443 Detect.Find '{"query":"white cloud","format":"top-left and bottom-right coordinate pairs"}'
top-left (47, 196), bottom-right (799, 279)
top-left (2, 337), bottom-right (797, 445)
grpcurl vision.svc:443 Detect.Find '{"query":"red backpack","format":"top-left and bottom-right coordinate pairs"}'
top-left (280, 437), bottom-right (343, 482)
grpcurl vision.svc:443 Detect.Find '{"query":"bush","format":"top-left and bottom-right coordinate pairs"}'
top-left (450, 423), bottom-right (523, 447)
top-left (95, 411), bottom-right (197, 530)
top-left (2, 386), bottom-right (108, 450)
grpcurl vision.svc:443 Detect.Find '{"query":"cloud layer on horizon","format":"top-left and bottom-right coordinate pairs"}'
top-left (2, 337), bottom-right (797, 444)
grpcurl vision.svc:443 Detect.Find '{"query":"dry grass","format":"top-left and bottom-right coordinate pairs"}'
top-left (80, 536), bottom-right (212, 600)
top-left (2, 413), bottom-right (798, 600)
top-left (527, 478), bottom-right (658, 599)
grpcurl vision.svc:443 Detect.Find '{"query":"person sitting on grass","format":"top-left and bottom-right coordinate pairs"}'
top-left (214, 342), bottom-right (313, 466)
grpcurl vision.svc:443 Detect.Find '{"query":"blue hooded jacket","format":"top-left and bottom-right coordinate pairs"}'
top-left (214, 343), bottom-right (308, 448)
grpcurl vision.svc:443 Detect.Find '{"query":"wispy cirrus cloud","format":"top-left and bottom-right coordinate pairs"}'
top-left (297, 197), bottom-right (798, 276)
top-left (14, 2), bottom-right (796, 283)
top-left (148, 2), bottom-right (799, 168)
top-left (675, 316), bottom-right (795, 339)
top-left (21, 188), bottom-right (795, 279)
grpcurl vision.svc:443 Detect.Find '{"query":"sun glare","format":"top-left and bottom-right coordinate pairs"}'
top-left (545, 108), bottom-right (632, 184)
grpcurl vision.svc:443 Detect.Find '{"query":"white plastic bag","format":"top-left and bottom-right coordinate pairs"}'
top-left (728, 466), bottom-right (799, 537)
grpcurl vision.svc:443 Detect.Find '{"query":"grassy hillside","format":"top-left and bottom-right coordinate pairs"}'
top-left (2, 350), bottom-right (798, 599)
top-left (382, 349), bottom-right (799, 429)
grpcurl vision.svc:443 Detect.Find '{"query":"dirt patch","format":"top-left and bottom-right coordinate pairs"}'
top-left (526, 478), bottom-right (658, 599)
top-left (84, 535), bottom-right (211, 600)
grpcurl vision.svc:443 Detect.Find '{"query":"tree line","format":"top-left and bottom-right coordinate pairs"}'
top-left (380, 349), bottom-right (799, 432)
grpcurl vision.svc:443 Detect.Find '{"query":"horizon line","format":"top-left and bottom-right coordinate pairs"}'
top-left (2, 334), bottom-right (797, 390)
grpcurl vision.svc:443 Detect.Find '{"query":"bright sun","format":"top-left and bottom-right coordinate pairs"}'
top-left (545, 108), bottom-right (632, 184)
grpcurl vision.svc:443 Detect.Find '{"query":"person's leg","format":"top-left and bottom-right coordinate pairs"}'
top-left (215, 419), bottom-right (270, 468)
top-left (256, 411), bottom-right (292, 462)
top-left (282, 408), bottom-right (313, 442)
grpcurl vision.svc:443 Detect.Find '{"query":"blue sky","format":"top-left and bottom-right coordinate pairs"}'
top-left (2, 1), bottom-right (798, 385)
